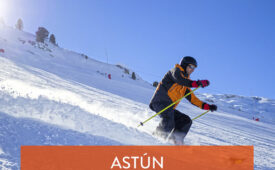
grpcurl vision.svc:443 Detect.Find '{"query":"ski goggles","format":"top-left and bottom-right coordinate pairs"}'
top-left (188, 64), bottom-right (196, 70)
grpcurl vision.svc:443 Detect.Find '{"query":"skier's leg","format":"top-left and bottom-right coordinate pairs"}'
top-left (152, 103), bottom-right (175, 139)
top-left (173, 110), bottom-right (193, 144)
top-left (174, 110), bottom-right (192, 134)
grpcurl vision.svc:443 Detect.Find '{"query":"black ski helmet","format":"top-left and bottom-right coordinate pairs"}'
top-left (180, 56), bottom-right (197, 68)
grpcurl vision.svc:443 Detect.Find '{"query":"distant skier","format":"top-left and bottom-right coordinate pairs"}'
top-left (149, 56), bottom-right (217, 144)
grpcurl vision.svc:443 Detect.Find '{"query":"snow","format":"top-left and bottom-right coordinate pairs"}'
top-left (0, 25), bottom-right (275, 169)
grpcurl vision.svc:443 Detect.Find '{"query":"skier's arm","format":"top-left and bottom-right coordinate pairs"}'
top-left (170, 67), bottom-right (193, 87)
top-left (185, 88), bottom-right (218, 111)
top-left (185, 88), bottom-right (204, 108)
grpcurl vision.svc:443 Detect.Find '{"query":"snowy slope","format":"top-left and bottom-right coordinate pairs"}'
top-left (0, 24), bottom-right (274, 169)
top-left (0, 24), bottom-right (153, 104)
top-left (0, 111), bottom-right (122, 170)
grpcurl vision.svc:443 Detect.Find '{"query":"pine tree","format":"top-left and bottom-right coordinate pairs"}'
top-left (153, 81), bottom-right (158, 87)
top-left (131, 72), bottom-right (136, 80)
top-left (15, 18), bottom-right (23, 30)
top-left (49, 34), bottom-right (56, 45)
top-left (36, 27), bottom-right (49, 43)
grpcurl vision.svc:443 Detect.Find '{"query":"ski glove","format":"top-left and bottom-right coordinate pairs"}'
top-left (203, 103), bottom-right (217, 112)
top-left (191, 80), bottom-right (210, 88)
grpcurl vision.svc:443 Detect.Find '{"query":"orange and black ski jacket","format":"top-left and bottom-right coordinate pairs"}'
top-left (149, 64), bottom-right (206, 111)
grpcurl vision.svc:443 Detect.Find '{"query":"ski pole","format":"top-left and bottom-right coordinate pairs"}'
top-left (138, 86), bottom-right (200, 127)
top-left (192, 110), bottom-right (210, 121)
top-left (166, 128), bottom-right (175, 142)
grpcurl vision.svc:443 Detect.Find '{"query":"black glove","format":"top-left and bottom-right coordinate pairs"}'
top-left (209, 104), bottom-right (217, 112)
top-left (191, 80), bottom-right (210, 88)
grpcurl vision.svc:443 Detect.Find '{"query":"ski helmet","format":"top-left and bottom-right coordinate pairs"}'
top-left (180, 56), bottom-right (197, 68)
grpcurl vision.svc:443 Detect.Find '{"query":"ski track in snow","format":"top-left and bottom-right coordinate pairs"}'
top-left (0, 25), bottom-right (274, 169)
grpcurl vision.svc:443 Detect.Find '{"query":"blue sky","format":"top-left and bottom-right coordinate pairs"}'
top-left (2, 0), bottom-right (275, 99)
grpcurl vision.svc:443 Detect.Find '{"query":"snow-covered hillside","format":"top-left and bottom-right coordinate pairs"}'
top-left (0, 24), bottom-right (274, 169)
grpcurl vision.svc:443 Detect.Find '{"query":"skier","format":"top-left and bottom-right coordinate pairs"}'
top-left (149, 56), bottom-right (217, 144)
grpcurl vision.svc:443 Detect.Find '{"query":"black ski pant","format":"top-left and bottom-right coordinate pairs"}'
top-left (151, 103), bottom-right (192, 138)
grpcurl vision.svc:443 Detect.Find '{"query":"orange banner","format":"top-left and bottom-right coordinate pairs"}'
top-left (21, 145), bottom-right (253, 170)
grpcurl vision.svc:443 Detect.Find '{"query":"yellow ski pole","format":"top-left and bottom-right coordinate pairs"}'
top-left (138, 86), bottom-right (200, 127)
top-left (192, 110), bottom-right (210, 121)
